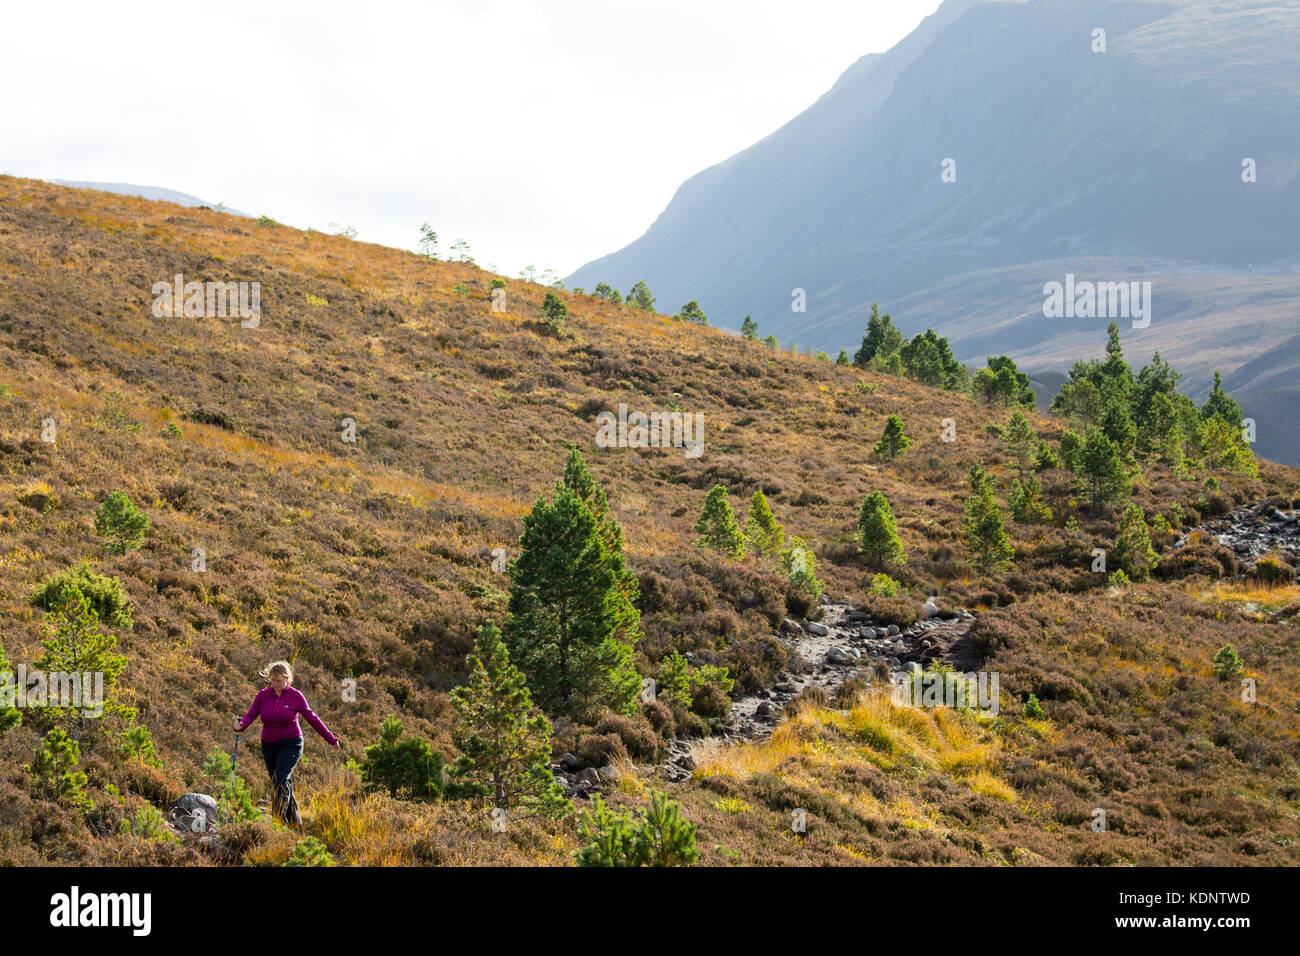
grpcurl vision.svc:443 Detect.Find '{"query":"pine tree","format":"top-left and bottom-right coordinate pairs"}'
top-left (857, 491), bottom-right (905, 568)
top-left (1009, 475), bottom-right (1053, 524)
top-left (560, 448), bottom-right (641, 649)
top-left (627, 281), bottom-right (656, 313)
top-left (361, 715), bottom-right (443, 801)
top-left (743, 490), bottom-right (784, 560)
top-left (853, 302), bottom-right (902, 368)
top-left (694, 485), bottom-right (744, 558)
top-left (1200, 370), bottom-right (1243, 428)
top-left (873, 414), bottom-right (910, 460)
top-left (1113, 504), bottom-right (1158, 580)
top-left (1075, 429), bottom-right (1130, 515)
top-left (94, 490), bottom-right (149, 554)
top-left (1001, 411), bottom-right (1038, 475)
top-left (26, 727), bottom-right (90, 811)
top-left (505, 486), bottom-right (640, 720)
top-left (575, 790), bottom-right (699, 867)
top-left (417, 223), bottom-right (439, 259)
top-left (450, 622), bottom-right (566, 813)
top-left (835, 349), bottom-right (850, 366)
top-left (741, 315), bottom-right (758, 341)
top-left (35, 587), bottom-right (130, 740)
top-left (962, 464), bottom-right (1014, 570)
top-left (675, 301), bottom-right (707, 324)
top-left (781, 536), bottom-right (824, 598)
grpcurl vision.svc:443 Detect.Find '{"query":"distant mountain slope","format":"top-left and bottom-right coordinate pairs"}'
top-left (568, 0), bottom-right (1300, 461)
top-left (48, 179), bottom-right (252, 217)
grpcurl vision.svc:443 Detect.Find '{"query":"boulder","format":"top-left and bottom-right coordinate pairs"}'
top-left (807, 621), bottom-right (829, 636)
top-left (781, 618), bottom-right (802, 635)
top-left (904, 661), bottom-right (923, 676)
top-left (561, 752), bottom-right (580, 769)
top-left (825, 646), bottom-right (857, 665)
top-left (887, 625), bottom-right (900, 636)
top-left (170, 793), bottom-right (219, 835)
top-left (921, 601), bottom-right (939, 619)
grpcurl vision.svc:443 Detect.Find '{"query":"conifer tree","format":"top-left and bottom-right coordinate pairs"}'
top-left (743, 490), bottom-right (784, 560)
top-left (873, 414), bottom-right (910, 460)
top-left (35, 587), bottom-right (130, 741)
top-left (1200, 370), bottom-right (1243, 428)
top-left (1112, 504), bottom-right (1158, 581)
top-left (781, 536), bottom-right (823, 598)
top-left (561, 448), bottom-right (641, 648)
top-left (1009, 475), bottom-right (1053, 524)
top-left (1001, 410), bottom-right (1038, 476)
top-left (361, 715), bottom-right (443, 801)
top-left (94, 490), bottom-right (149, 554)
top-left (853, 302), bottom-right (902, 368)
top-left (450, 622), bottom-right (566, 813)
top-left (836, 349), bottom-right (850, 366)
top-left (694, 485), bottom-right (744, 558)
top-left (26, 727), bottom-right (90, 811)
top-left (1075, 429), bottom-right (1130, 515)
top-left (857, 491), bottom-right (905, 568)
top-left (741, 315), bottom-right (758, 340)
top-left (505, 486), bottom-right (640, 720)
top-left (962, 464), bottom-right (1014, 570)
top-left (627, 281), bottom-right (656, 313)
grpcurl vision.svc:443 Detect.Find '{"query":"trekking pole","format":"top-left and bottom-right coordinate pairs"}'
top-left (230, 731), bottom-right (239, 790)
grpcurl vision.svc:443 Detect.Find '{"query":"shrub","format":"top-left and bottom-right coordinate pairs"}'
top-left (869, 573), bottom-right (901, 597)
top-left (576, 732), bottom-right (627, 766)
top-left (32, 561), bottom-right (133, 628)
top-left (1023, 694), bottom-right (1045, 719)
top-left (593, 713), bottom-right (660, 760)
top-left (1247, 555), bottom-right (1294, 586)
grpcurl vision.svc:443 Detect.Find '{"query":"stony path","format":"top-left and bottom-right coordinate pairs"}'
top-left (1176, 502), bottom-right (1300, 571)
top-left (722, 599), bottom-right (978, 742)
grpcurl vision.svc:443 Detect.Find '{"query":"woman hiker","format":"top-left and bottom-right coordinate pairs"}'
top-left (234, 661), bottom-right (339, 826)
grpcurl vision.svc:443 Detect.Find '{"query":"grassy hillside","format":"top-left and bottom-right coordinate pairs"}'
top-left (1, 175), bottom-right (1297, 866)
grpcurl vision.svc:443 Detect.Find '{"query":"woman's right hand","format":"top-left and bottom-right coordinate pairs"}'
top-left (233, 718), bottom-right (243, 732)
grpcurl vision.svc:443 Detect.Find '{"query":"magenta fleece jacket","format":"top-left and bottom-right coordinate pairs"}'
top-left (239, 686), bottom-right (338, 746)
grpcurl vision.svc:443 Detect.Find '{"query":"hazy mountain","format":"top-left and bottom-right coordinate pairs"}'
top-left (48, 179), bottom-right (252, 217)
top-left (568, 0), bottom-right (1300, 461)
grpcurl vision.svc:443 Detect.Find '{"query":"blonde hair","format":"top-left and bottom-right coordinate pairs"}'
top-left (259, 660), bottom-right (293, 684)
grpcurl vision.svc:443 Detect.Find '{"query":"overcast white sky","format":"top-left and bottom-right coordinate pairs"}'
top-left (1, 0), bottom-right (942, 278)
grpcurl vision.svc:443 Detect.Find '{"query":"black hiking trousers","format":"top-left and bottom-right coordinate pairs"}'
top-left (261, 735), bottom-right (304, 826)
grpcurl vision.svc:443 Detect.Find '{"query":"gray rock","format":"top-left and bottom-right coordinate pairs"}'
top-left (807, 621), bottom-right (829, 636)
top-left (756, 701), bottom-right (771, 716)
top-left (561, 752), bottom-right (580, 769)
top-left (781, 618), bottom-right (802, 635)
top-left (875, 626), bottom-right (890, 639)
top-left (904, 661), bottom-right (923, 676)
top-left (674, 753), bottom-right (696, 771)
top-left (859, 626), bottom-right (876, 639)
top-left (887, 625), bottom-right (900, 636)
top-left (921, 601), bottom-right (939, 619)
top-left (577, 767), bottom-right (601, 788)
top-left (825, 646), bottom-right (856, 665)
top-left (170, 793), bottom-right (218, 835)
top-left (598, 765), bottom-right (621, 784)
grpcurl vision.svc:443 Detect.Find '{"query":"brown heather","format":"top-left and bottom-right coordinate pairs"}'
top-left (0, 175), bottom-right (1297, 865)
